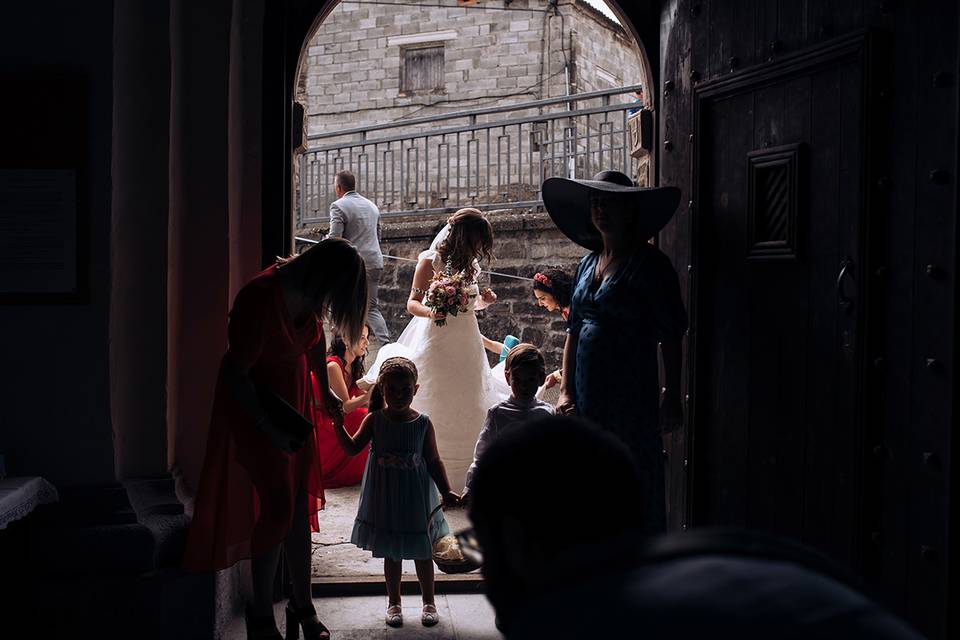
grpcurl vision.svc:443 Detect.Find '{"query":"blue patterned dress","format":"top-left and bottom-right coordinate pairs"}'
top-left (568, 244), bottom-right (687, 533)
top-left (351, 412), bottom-right (449, 560)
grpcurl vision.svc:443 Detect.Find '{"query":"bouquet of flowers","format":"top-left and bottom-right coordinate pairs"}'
top-left (425, 271), bottom-right (471, 327)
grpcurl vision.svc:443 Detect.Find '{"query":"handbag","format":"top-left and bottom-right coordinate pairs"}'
top-left (255, 386), bottom-right (314, 452)
top-left (428, 504), bottom-right (481, 574)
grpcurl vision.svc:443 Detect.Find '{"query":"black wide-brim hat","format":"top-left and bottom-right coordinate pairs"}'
top-left (542, 170), bottom-right (682, 252)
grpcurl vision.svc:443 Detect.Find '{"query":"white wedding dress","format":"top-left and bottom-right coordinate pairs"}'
top-left (363, 228), bottom-right (510, 487)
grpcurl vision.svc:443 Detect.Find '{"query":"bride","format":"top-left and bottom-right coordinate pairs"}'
top-left (363, 208), bottom-right (510, 485)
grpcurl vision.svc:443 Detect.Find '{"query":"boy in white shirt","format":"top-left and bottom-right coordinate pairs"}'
top-left (462, 343), bottom-right (554, 501)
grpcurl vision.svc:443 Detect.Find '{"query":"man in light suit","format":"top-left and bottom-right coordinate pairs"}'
top-left (327, 169), bottom-right (391, 345)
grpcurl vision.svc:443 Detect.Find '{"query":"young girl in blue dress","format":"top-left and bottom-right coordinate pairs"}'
top-left (331, 356), bottom-right (460, 628)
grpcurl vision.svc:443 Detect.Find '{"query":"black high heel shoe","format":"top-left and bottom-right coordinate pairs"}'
top-left (245, 608), bottom-right (283, 640)
top-left (284, 601), bottom-right (330, 640)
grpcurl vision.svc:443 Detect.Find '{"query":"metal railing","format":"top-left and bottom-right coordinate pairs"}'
top-left (296, 84), bottom-right (645, 226)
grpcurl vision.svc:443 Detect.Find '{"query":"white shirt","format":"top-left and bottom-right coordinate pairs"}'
top-left (463, 396), bottom-right (555, 492)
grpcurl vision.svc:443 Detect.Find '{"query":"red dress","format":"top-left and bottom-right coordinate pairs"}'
top-left (182, 266), bottom-right (327, 572)
top-left (308, 356), bottom-right (370, 532)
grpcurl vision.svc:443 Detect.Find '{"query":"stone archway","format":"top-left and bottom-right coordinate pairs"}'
top-left (287, 0), bottom-right (661, 581)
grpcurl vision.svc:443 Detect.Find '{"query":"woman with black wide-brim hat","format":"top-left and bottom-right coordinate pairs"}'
top-left (545, 170), bottom-right (687, 534)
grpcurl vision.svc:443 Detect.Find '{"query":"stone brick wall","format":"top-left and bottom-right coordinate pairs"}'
top-left (295, 1), bottom-right (648, 225)
top-left (568, 2), bottom-right (647, 96)
top-left (299, 0), bottom-right (645, 132)
top-left (299, 209), bottom-right (587, 373)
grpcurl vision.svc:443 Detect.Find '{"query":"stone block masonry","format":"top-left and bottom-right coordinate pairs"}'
top-left (299, 0), bottom-right (644, 134)
top-left (295, 0), bottom-right (649, 224)
top-left (299, 209), bottom-right (586, 372)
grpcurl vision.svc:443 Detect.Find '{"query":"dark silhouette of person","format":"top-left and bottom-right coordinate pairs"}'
top-left (468, 415), bottom-right (923, 639)
top-left (544, 170), bottom-right (686, 534)
top-left (182, 238), bottom-right (368, 639)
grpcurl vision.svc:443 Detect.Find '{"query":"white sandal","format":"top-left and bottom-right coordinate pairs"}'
top-left (385, 604), bottom-right (403, 627)
top-left (421, 603), bottom-right (439, 627)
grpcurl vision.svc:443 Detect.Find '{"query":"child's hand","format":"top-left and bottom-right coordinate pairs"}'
top-left (459, 489), bottom-right (470, 507)
top-left (441, 490), bottom-right (461, 510)
top-left (543, 369), bottom-right (562, 390)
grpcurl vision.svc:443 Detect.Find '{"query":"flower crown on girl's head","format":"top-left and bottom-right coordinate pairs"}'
top-left (370, 357), bottom-right (418, 412)
top-left (377, 356), bottom-right (418, 384)
top-left (533, 272), bottom-right (553, 289)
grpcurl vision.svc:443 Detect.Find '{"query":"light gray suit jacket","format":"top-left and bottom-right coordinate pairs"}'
top-left (327, 191), bottom-right (384, 269)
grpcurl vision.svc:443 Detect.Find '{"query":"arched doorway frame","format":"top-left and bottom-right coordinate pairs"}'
top-left (258, 1), bottom-right (682, 528)
top-left (261, 0), bottom-right (663, 261)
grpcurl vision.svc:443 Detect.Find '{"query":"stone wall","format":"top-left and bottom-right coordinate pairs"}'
top-left (300, 2), bottom-right (549, 124)
top-left (295, 0), bottom-right (648, 225)
top-left (300, 209), bottom-right (587, 372)
top-left (299, 0), bottom-right (643, 132)
top-left (568, 2), bottom-right (646, 95)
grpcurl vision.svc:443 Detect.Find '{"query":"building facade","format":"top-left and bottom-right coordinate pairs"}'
top-left (295, 0), bottom-right (650, 226)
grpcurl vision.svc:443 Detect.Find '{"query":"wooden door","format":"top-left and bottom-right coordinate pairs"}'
top-left (688, 33), bottom-right (879, 571)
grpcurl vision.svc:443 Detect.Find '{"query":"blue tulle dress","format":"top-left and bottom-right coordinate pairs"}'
top-left (351, 412), bottom-right (449, 560)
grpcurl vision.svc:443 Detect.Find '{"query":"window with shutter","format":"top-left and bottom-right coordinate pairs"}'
top-left (400, 44), bottom-right (445, 95)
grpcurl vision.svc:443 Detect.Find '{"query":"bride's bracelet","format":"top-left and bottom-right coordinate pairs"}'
top-left (411, 286), bottom-right (425, 295)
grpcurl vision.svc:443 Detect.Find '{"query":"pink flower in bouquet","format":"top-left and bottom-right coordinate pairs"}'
top-left (425, 271), bottom-right (471, 327)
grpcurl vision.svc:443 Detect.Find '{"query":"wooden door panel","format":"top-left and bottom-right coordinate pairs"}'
top-left (690, 34), bottom-right (871, 572)
top-left (802, 61), bottom-right (863, 566)
top-left (697, 93), bottom-right (755, 527)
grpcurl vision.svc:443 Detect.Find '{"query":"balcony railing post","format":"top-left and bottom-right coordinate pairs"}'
top-left (298, 86), bottom-right (643, 223)
top-left (298, 153), bottom-right (306, 227)
top-left (621, 108), bottom-right (629, 176)
top-left (485, 127), bottom-right (491, 204)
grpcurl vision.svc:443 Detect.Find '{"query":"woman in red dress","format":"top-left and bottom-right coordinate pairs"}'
top-left (308, 326), bottom-right (373, 530)
top-left (182, 238), bottom-right (367, 640)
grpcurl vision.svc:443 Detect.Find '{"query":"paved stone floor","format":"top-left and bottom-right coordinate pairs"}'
top-left (312, 485), bottom-right (475, 579)
top-left (224, 594), bottom-right (502, 639)
top-left (222, 339), bottom-right (558, 637)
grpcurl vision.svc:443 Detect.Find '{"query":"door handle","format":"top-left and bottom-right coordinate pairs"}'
top-left (836, 257), bottom-right (855, 313)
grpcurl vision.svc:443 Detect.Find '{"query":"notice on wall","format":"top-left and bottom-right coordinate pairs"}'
top-left (0, 169), bottom-right (78, 296)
